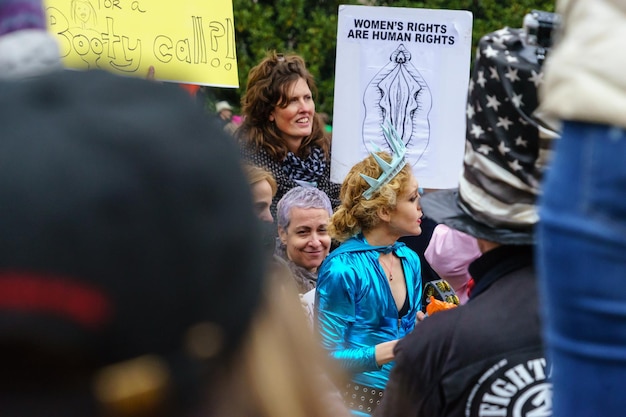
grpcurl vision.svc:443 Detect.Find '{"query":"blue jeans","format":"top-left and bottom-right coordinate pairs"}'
top-left (537, 121), bottom-right (626, 416)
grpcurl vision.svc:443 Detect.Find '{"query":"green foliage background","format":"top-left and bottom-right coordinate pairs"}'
top-left (208, 0), bottom-right (555, 120)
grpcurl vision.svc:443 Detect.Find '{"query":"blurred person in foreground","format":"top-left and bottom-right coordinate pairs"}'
top-left (374, 21), bottom-right (559, 417)
top-left (0, 66), bottom-right (264, 417)
top-left (536, 1), bottom-right (626, 415)
top-left (215, 262), bottom-right (351, 417)
top-left (0, 44), bottom-right (348, 417)
top-left (315, 124), bottom-right (423, 416)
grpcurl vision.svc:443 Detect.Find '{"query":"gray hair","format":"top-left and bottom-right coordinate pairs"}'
top-left (276, 186), bottom-right (333, 230)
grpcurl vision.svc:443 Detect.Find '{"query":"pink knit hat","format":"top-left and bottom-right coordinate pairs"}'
top-left (424, 224), bottom-right (481, 304)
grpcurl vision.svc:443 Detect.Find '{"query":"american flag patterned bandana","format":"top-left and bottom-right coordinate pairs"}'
top-left (458, 27), bottom-right (556, 230)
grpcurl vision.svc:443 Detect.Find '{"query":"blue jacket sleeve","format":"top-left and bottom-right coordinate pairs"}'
top-left (315, 257), bottom-right (381, 373)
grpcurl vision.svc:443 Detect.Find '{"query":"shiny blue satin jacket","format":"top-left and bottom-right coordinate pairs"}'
top-left (315, 234), bottom-right (422, 390)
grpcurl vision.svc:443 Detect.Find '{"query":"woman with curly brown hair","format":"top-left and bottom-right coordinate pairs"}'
top-left (236, 51), bottom-right (340, 220)
top-left (314, 127), bottom-right (423, 416)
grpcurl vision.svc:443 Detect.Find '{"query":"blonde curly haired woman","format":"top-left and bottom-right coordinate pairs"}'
top-left (315, 149), bottom-right (423, 416)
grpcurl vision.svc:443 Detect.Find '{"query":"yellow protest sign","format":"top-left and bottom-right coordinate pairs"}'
top-left (43, 0), bottom-right (238, 87)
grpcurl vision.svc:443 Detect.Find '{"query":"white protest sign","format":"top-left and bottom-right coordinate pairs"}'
top-left (331, 5), bottom-right (473, 189)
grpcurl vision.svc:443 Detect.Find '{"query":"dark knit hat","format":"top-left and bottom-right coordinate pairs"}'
top-left (421, 26), bottom-right (558, 245)
top-left (0, 70), bottom-right (265, 416)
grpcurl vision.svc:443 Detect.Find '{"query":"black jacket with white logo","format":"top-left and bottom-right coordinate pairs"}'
top-left (374, 245), bottom-right (552, 417)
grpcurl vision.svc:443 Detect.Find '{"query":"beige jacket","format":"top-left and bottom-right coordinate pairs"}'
top-left (540, 0), bottom-right (626, 129)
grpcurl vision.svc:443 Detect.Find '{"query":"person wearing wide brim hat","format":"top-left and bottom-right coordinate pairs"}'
top-left (374, 18), bottom-right (559, 417)
top-left (216, 100), bottom-right (233, 118)
top-left (215, 100), bottom-right (239, 135)
top-left (215, 100), bottom-right (233, 124)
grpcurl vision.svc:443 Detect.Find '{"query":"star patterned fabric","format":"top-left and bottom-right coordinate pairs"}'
top-left (458, 27), bottom-right (553, 230)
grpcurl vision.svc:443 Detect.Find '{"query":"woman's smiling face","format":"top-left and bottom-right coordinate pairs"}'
top-left (270, 77), bottom-right (315, 148)
top-left (279, 206), bottom-right (330, 272)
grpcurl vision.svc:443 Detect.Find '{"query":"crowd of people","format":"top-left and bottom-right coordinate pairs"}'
top-left (1, 0), bottom-right (622, 416)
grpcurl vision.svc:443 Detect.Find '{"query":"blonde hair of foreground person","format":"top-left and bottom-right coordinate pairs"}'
top-left (203, 264), bottom-right (349, 417)
top-left (330, 152), bottom-right (414, 242)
